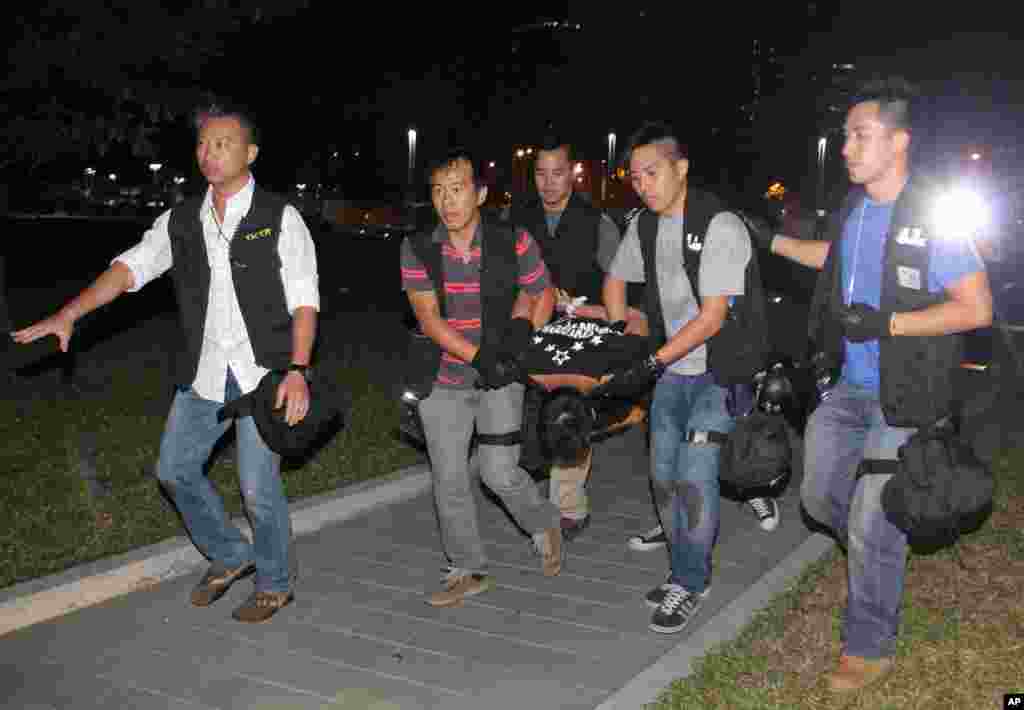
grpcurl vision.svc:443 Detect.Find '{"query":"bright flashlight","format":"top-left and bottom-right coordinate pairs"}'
top-left (931, 188), bottom-right (990, 241)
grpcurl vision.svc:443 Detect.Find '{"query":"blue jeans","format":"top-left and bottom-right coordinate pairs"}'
top-left (650, 372), bottom-right (733, 594)
top-left (156, 369), bottom-right (291, 594)
top-left (801, 382), bottom-right (914, 659)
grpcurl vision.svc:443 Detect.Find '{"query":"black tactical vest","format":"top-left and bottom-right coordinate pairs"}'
top-left (637, 188), bottom-right (770, 385)
top-left (510, 191), bottom-right (605, 304)
top-left (167, 187), bottom-right (292, 387)
top-left (403, 219), bottom-right (521, 395)
top-left (809, 177), bottom-right (963, 427)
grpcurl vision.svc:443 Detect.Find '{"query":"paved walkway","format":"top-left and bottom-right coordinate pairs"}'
top-left (2, 423), bottom-right (831, 710)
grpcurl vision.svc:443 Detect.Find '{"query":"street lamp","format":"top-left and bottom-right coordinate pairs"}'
top-left (603, 132), bottom-right (617, 203)
top-left (816, 136), bottom-right (828, 217)
top-left (407, 127), bottom-right (417, 190)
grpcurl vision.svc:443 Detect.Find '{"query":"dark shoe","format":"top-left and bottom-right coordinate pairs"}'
top-left (826, 654), bottom-right (895, 692)
top-left (231, 590), bottom-right (294, 623)
top-left (190, 562), bottom-right (255, 607)
top-left (427, 567), bottom-right (494, 607)
top-left (561, 515), bottom-right (590, 542)
top-left (628, 525), bottom-right (667, 551)
top-left (646, 578), bottom-right (712, 609)
top-left (649, 584), bottom-right (710, 634)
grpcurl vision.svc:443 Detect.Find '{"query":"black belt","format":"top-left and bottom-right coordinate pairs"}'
top-left (857, 458), bottom-right (900, 479)
top-left (685, 430), bottom-right (729, 445)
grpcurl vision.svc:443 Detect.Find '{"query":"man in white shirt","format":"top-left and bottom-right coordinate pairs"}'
top-left (13, 102), bottom-right (319, 623)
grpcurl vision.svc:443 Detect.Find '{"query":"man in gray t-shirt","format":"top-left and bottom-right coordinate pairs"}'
top-left (609, 211), bottom-right (749, 376)
top-left (602, 121), bottom-right (771, 635)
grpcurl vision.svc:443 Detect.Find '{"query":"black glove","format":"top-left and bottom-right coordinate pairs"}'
top-left (739, 212), bottom-right (776, 251)
top-left (836, 302), bottom-right (893, 343)
top-left (601, 353), bottom-right (666, 398)
top-left (478, 355), bottom-right (527, 389)
top-left (503, 317), bottom-right (535, 357)
top-left (608, 320), bottom-right (628, 334)
top-left (472, 343), bottom-right (526, 390)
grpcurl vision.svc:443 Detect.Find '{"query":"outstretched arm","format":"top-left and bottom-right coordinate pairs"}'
top-left (768, 234), bottom-right (831, 270)
top-left (11, 261), bottom-right (135, 352)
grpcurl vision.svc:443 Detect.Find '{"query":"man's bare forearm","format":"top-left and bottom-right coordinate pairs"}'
top-left (290, 306), bottom-right (318, 365)
top-left (891, 271), bottom-right (993, 337)
top-left (60, 261), bottom-right (136, 322)
top-left (769, 235), bottom-right (830, 270)
top-left (654, 299), bottom-right (726, 365)
top-left (603, 276), bottom-right (628, 323)
top-left (512, 286), bottom-right (554, 329)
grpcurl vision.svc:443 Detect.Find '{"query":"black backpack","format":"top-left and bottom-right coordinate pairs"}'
top-left (719, 411), bottom-right (800, 494)
top-left (877, 420), bottom-right (994, 552)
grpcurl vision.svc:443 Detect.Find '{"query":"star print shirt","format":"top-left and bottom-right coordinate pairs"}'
top-left (400, 222), bottom-right (551, 389)
top-left (521, 316), bottom-right (652, 377)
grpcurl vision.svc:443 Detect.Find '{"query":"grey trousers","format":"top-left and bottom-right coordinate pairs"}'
top-left (420, 383), bottom-right (560, 573)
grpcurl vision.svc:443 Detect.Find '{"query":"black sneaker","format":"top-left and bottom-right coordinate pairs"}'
top-left (646, 578), bottom-right (712, 609)
top-left (628, 525), bottom-right (666, 551)
top-left (748, 497), bottom-right (780, 531)
top-left (649, 585), bottom-right (710, 634)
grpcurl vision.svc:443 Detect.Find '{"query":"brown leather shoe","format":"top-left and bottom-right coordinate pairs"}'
top-left (190, 562), bottom-right (256, 607)
top-left (536, 527), bottom-right (563, 577)
top-left (826, 654), bottom-right (894, 692)
top-left (426, 571), bottom-right (494, 607)
top-left (231, 590), bottom-right (294, 623)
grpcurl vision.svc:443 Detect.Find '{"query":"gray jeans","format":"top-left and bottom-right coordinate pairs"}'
top-left (420, 383), bottom-right (560, 573)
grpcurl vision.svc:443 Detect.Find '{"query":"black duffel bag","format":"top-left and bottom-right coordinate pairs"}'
top-left (878, 419), bottom-right (994, 552)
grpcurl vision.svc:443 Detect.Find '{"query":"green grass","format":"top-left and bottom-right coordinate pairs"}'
top-left (649, 445), bottom-right (1024, 710)
top-left (0, 360), bottom-right (423, 589)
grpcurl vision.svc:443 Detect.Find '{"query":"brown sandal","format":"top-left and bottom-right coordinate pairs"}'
top-left (190, 562), bottom-right (255, 607)
top-left (231, 590), bottom-right (294, 623)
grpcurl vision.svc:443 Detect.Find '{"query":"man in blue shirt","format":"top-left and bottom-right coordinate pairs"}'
top-left (755, 78), bottom-right (993, 692)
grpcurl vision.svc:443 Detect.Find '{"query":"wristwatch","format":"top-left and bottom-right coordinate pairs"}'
top-left (287, 363), bottom-right (314, 382)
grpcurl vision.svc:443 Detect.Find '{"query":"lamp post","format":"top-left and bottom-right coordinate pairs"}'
top-left (603, 132), bottom-right (616, 204)
top-left (815, 136), bottom-right (827, 217)
top-left (148, 162), bottom-right (163, 186)
top-left (407, 127), bottom-right (417, 197)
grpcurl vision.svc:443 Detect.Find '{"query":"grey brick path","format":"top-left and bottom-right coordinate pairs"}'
top-left (3, 426), bottom-right (822, 710)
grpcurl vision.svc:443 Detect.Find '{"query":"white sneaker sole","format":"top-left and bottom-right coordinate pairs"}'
top-left (628, 537), bottom-right (667, 552)
top-left (645, 585), bottom-right (711, 610)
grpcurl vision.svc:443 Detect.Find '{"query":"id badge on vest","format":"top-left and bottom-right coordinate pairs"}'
top-left (897, 266), bottom-right (922, 291)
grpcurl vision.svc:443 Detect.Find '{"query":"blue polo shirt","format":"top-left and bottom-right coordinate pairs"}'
top-left (840, 194), bottom-right (985, 391)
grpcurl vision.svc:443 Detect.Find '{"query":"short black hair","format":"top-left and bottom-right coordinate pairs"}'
top-left (849, 76), bottom-right (920, 134)
top-left (427, 147), bottom-right (487, 190)
top-left (538, 388), bottom-right (594, 466)
top-left (193, 100), bottom-right (261, 145)
top-left (537, 134), bottom-right (575, 162)
top-left (622, 121), bottom-right (688, 167)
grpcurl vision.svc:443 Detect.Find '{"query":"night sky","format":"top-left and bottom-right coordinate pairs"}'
top-left (3, 3), bottom-right (1022, 205)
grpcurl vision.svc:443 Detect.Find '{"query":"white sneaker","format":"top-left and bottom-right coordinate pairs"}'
top-left (748, 497), bottom-right (780, 531)
top-left (628, 525), bottom-right (666, 551)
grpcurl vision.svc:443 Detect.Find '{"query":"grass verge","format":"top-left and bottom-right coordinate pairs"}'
top-left (0, 316), bottom-right (423, 590)
top-left (650, 445), bottom-right (1024, 709)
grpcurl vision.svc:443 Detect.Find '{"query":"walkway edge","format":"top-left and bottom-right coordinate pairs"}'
top-left (595, 532), bottom-right (836, 710)
top-left (0, 463), bottom-right (432, 637)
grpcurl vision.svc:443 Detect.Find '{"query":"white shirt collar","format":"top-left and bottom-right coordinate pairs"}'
top-left (202, 174), bottom-right (256, 222)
